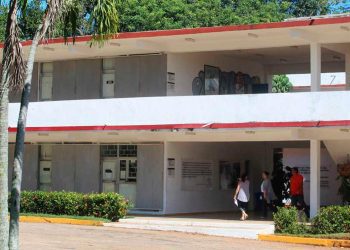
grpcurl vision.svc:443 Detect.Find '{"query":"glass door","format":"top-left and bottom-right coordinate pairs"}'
top-left (117, 158), bottom-right (137, 205)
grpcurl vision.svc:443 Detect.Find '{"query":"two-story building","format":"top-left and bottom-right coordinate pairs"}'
top-left (7, 14), bottom-right (350, 217)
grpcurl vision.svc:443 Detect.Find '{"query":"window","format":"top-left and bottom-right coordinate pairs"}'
top-left (119, 145), bottom-right (137, 157)
top-left (102, 58), bottom-right (115, 98)
top-left (40, 62), bottom-right (53, 100)
top-left (101, 145), bottom-right (118, 157)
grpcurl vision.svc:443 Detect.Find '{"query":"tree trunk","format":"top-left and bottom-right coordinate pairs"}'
top-left (0, 0), bottom-right (21, 248)
top-left (8, 6), bottom-right (56, 248)
top-left (8, 35), bottom-right (40, 250)
top-left (0, 86), bottom-right (9, 250)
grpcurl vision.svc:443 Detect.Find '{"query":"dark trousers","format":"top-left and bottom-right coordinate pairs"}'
top-left (291, 195), bottom-right (310, 218)
top-left (262, 199), bottom-right (277, 217)
top-left (238, 200), bottom-right (248, 213)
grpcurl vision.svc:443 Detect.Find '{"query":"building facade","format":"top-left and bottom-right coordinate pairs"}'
top-left (7, 15), bottom-right (350, 217)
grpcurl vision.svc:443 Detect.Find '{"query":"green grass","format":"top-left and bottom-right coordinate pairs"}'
top-left (20, 213), bottom-right (111, 222)
top-left (276, 233), bottom-right (350, 240)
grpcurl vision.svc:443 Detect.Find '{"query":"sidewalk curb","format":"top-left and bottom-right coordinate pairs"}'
top-left (258, 234), bottom-right (350, 247)
top-left (19, 216), bottom-right (103, 226)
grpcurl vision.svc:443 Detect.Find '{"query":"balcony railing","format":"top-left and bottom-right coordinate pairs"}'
top-left (8, 91), bottom-right (350, 132)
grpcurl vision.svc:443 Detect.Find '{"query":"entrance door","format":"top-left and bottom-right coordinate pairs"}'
top-left (118, 158), bottom-right (137, 205)
top-left (102, 158), bottom-right (137, 205)
top-left (102, 160), bottom-right (117, 192)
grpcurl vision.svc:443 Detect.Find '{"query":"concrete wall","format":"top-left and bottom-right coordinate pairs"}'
top-left (167, 52), bottom-right (265, 96)
top-left (10, 91), bottom-right (350, 130)
top-left (8, 144), bottom-right (39, 191)
top-left (50, 55), bottom-right (167, 101)
top-left (53, 60), bottom-right (101, 100)
top-left (136, 145), bottom-right (164, 210)
top-left (51, 145), bottom-right (100, 192)
top-left (164, 142), bottom-right (270, 214)
top-left (9, 63), bottom-right (39, 103)
top-left (116, 55), bottom-right (167, 98)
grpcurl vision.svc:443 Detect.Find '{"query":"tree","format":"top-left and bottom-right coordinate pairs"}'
top-left (285, 0), bottom-right (342, 17)
top-left (272, 74), bottom-right (293, 93)
top-left (0, 0), bottom-right (26, 248)
top-left (0, 0), bottom-right (119, 249)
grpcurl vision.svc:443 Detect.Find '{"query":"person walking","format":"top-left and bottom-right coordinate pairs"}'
top-left (233, 173), bottom-right (250, 221)
top-left (290, 167), bottom-right (309, 217)
top-left (261, 171), bottom-right (276, 218)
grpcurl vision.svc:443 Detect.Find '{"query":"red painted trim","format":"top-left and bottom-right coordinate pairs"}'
top-left (3, 16), bottom-right (350, 48)
top-left (7, 120), bottom-right (350, 133)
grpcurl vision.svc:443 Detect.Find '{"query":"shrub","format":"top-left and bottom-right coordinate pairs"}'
top-left (16, 191), bottom-right (130, 221)
top-left (273, 207), bottom-right (307, 234)
top-left (311, 206), bottom-right (350, 234)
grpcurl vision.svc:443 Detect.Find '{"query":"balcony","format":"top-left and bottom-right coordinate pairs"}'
top-left (8, 91), bottom-right (350, 143)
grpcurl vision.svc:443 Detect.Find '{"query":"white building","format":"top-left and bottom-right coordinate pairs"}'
top-left (7, 14), bottom-right (350, 217)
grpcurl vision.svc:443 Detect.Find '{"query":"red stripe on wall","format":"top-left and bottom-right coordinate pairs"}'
top-left (7, 120), bottom-right (350, 133)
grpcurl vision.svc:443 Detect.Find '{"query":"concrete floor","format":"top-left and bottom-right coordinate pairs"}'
top-left (129, 211), bottom-right (275, 223)
top-left (20, 223), bottom-right (331, 250)
top-left (108, 212), bottom-right (275, 239)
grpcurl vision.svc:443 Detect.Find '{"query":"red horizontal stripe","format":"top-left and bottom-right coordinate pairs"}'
top-left (7, 120), bottom-right (350, 133)
top-left (3, 16), bottom-right (350, 49)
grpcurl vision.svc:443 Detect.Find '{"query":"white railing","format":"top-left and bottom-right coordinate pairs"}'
top-left (8, 91), bottom-right (350, 130)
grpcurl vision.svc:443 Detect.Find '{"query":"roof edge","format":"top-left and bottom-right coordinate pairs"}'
top-left (3, 15), bottom-right (350, 49)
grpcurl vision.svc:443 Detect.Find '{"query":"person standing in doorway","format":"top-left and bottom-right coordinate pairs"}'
top-left (290, 167), bottom-right (307, 214)
top-left (233, 173), bottom-right (250, 221)
top-left (261, 171), bottom-right (276, 218)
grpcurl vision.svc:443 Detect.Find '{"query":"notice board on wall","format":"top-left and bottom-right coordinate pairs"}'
top-left (181, 160), bottom-right (213, 191)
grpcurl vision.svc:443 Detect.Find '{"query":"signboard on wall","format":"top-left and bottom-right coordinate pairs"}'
top-left (181, 160), bottom-right (213, 191)
top-left (283, 148), bottom-right (341, 206)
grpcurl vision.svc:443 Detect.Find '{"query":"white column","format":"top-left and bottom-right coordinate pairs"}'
top-left (345, 53), bottom-right (350, 90)
top-left (310, 140), bottom-right (321, 218)
top-left (162, 142), bottom-right (168, 214)
top-left (310, 43), bottom-right (321, 92)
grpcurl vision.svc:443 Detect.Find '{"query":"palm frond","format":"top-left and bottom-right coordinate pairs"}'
top-left (89, 0), bottom-right (119, 46)
top-left (0, 0), bottom-right (25, 97)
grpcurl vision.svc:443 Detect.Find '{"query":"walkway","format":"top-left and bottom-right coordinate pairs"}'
top-left (105, 212), bottom-right (275, 239)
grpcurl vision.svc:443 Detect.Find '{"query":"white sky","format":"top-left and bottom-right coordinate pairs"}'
top-left (287, 73), bottom-right (345, 86)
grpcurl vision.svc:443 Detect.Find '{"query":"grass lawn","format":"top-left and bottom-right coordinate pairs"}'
top-left (20, 213), bottom-right (111, 222)
top-left (277, 233), bottom-right (350, 240)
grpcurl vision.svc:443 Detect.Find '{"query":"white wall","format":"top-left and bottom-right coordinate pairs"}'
top-left (167, 52), bottom-right (265, 96)
top-left (164, 142), bottom-right (271, 214)
top-left (9, 91), bottom-right (350, 129)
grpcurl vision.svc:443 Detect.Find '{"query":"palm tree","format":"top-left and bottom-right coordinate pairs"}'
top-left (1, 0), bottom-right (119, 249)
top-left (0, 0), bottom-right (26, 249)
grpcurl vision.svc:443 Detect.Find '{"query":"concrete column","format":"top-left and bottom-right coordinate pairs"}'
top-left (346, 53), bottom-right (350, 90)
top-left (310, 140), bottom-right (321, 218)
top-left (310, 43), bottom-right (321, 92)
top-left (162, 142), bottom-right (168, 214)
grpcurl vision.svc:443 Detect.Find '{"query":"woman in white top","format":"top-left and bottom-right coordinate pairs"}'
top-left (233, 173), bottom-right (250, 221)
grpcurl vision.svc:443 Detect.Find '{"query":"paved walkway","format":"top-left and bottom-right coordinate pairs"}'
top-left (21, 223), bottom-right (331, 250)
top-left (106, 212), bottom-right (275, 239)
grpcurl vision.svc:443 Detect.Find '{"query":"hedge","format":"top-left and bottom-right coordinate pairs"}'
top-left (311, 206), bottom-right (350, 234)
top-left (273, 206), bottom-right (350, 235)
top-left (12, 191), bottom-right (130, 222)
top-left (273, 207), bottom-right (307, 234)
